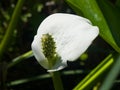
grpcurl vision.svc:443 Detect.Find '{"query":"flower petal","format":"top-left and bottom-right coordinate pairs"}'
top-left (59, 26), bottom-right (99, 61)
top-left (47, 58), bottom-right (67, 72)
top-left (36, 13), bottom-right (99, 62)
top-left (32, 13), bottom-right (99, 71)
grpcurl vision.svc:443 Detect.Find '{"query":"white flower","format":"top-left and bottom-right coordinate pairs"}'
top-left (31, 13), bottom-right (99, 72)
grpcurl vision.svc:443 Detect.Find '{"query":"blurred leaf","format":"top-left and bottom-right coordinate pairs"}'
top-left (37, 3), bottom-right (43, 12)
top-left (100, 54), bottom-right (120, 90)
top-left (116, 0), bottom-right (120, 8)
top-left (66, 0), bottom-right (120, 53)
top-left (97, 0), bottom-right (120, 49)
top-left (7, 50), bottom-right (33, 68)
top-left (79, 53), bottom-right (88, 61)
top-left (0, 0), bottom-right (25, 60)
top-left (21, 13), bottom-right (32, 22)
top-left (0, 9), bottom-right (10, 21)
top-left (73, 54), bottom-right (114, 90)
top-left (7, 70), bottom-right (88, 86)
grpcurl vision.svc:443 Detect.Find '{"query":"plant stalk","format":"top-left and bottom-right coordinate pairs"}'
top-left (50, 71), bottom-right (64, 90)
top-left (0, 0), bottom-right (25, 61)
top-left (0, 0), bottom-right (24, 90)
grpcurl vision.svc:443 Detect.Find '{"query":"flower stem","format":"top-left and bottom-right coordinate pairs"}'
top-left (0, 0), bottom-right (24, 61)
top-left (50, 71), bottom-right (64, 90)
top-left (7, 50), bottom-right (33, 68)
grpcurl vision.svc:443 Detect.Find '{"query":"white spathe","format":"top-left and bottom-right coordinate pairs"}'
top-left (31, 13), bottom-right (99, 72)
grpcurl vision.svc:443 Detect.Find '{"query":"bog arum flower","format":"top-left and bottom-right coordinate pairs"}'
top-left (31, 13), bottom-right (99, 72)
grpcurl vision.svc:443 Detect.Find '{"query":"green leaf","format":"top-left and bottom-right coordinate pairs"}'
top-left (66, 0), bottom-right (120, 53)
top-left (97, 0), bottom-right (120, 49)
top-left (73, 54), bottom-right (114, 90)
top-left (7, 50), bottom-right (33, 68)
top-left (100, 54), bottom-right (120, 90)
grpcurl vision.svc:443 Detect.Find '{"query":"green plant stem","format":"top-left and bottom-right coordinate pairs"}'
top-left (74, 54), bottom-right (114, 90)
top-left (100, 54), bottom-right (120, 90)
top-left (0, 0), bottom-right (25, 61)
top-left (50, 71), bottom-right (64, 90)
top-left (7, 70), bottom-right (88, 87)
top-left (7, 50), bottom-right (33, 68)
